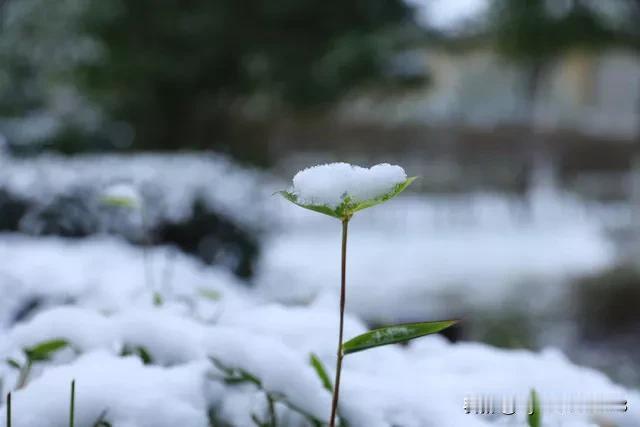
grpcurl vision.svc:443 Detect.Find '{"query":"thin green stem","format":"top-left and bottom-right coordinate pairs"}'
top-left (69, 379), bottom-right (75, 427)
top-left (6, 392), bottom-right (11, 427)
top-left (329, 218), bottom-right (349, 427)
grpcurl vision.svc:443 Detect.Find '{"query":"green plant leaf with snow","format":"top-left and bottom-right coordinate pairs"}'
top-left (279, 163), bottom-right (416, 220)
top-left (343, 320), bottom-right (458, 355)
top-left (8, 338), bottom-right (71, 389)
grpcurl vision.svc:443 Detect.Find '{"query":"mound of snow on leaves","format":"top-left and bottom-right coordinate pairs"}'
top-left (291, 163), bottom-right (407, 208)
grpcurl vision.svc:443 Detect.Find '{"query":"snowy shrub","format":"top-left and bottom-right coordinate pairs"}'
top-left (0, 153), bottom-right (265, 277)
top-left (280, 163), bottom-right (456, 426)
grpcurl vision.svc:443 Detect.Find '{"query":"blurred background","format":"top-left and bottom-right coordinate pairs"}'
top-left (1, 0), bottom-right (640, 391)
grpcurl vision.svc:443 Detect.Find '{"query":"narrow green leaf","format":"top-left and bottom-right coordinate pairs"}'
top-left (198, 288), bottom-right (222, 301)
top-left (136, 347), bottom-right (153, 365)
top-left (309, 353), bottom-right (332, 392)
top-left (5, 359), bottom-right (20, 370)
top-left (343, 320), bottom-right (457, 355)
top-left (528, 389), bottom-right (541, 427)
top-left (100, 196), bottom-right (137, 209)
top-left (25, 339), bottom-right (69, 362)
top-left (277, 191), bottom-right (341, 218)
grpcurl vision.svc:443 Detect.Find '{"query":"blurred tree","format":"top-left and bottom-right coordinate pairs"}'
top-left (488, 0), bottom-right (615, 113)
top-left (0, 0), bottom-right (108, 154)
top-left (0, 0), bottom-right (419, 162)
top-left (76, 0), bottom-right (417, 162)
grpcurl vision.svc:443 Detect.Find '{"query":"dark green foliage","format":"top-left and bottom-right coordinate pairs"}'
top-left (75, 0), bottom-right (416, 152)
top-left (489, 0), bottom-right (624, 63)
top-left (573, 264), bottom-right (640, 339)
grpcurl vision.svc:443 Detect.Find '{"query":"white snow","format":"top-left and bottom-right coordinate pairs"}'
top-left (291, 163), bottom-right (407, 208)
top-left (261, 193), bottom-right (614, 321)
top-left (0, 154), bottom-right (637, 427)
top-left (0, 299), bottom-right (638, 427)
top-left (0, 351), bottom-right (209, 427)
top-left (0, 152), bottom-right (276, 228)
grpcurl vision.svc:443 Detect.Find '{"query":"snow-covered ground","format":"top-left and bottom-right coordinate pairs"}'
top-left (0, 153), bottom-right (637, 426)
top-left (0, 236), bottom-right (637, 427)
top-left (0, 228), bottom-right (633, 425)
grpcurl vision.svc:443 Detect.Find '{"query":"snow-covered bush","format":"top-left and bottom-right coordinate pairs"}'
top-left (0, 152), bottom-right (270, 277)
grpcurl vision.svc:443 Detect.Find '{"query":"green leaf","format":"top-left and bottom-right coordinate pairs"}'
top-left (278, 176), bottom-right (417, 220)
top-left (6, 358), bottom-right (21, 370)
top-left (100, 196), bottom-right (138, 209)
top-left (351, 176), bottom-right (417, 213)
top-left (121, 345), bottom-right (153, 365)
top-left (152, 292), bottom-right (164, 306)
top-left (277, 191), bottom-right (342, 219)
top-left (198, 288), bottom-right (222, 301)
top-left (528, 389), bottom-right (541, 427)
top-left (25, 339), bottom-right (69, 362)
top-left (309, 353), bottom-right (332, 392)
top-left (342, 320), bottom-right (457, 355)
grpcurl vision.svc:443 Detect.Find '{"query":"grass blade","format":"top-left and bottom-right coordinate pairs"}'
top-left (309, 353), bottom-right (332, 392)
top-left (528, 389), bottom-right (541, 427)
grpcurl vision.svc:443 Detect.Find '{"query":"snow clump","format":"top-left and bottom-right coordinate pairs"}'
top-left (292, 163), bottom-right (407, 208)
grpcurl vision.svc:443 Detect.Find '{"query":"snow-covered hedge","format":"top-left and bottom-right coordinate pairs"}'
top-left (0, 152), bottom-right (277, 277)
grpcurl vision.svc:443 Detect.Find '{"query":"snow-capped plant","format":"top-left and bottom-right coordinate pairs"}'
top-left (280, 162), bottom-right (457, 427)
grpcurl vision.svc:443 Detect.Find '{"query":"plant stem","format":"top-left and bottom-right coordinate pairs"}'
top-left (6, 392), bottom-right (11, 427)
top-left (69, 379), bottom-right (75, 427)
top-left (329, 218), bottom-right (349, 427)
